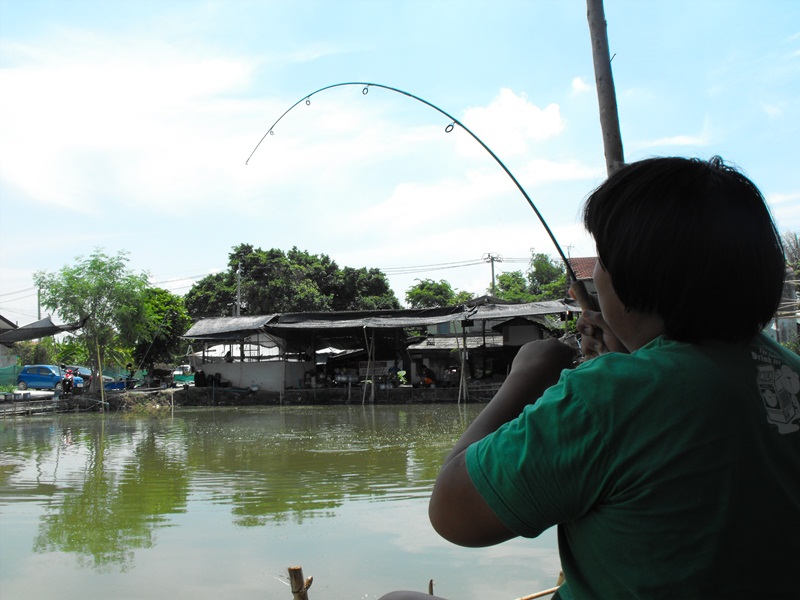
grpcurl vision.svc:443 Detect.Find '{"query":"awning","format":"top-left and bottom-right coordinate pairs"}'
top-left (182, 315), bottom-right (278, 340)
top-left (0, 315), bottom-right (87, 344)
top-left (470, 300), bottom-right (576, 320)
top-left (269, 306), bottom-right (470, 329)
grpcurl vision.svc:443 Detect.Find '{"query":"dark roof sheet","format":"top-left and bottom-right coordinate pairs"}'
top-left (0, 316), bottom-right (86, 343)
top-left (407, 334), bottom-right (505, 351)
top-left (470, 300), bottom-right (575, 320)
top-left (270, 306), bottom-right (470, 329)
top-left (181, 302), bottom-right (574, 341)
top-left (182, 315), bottom-right (278, 340)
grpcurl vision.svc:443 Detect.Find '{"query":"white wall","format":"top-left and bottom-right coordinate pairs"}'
top-left (199, 359), bottom-right (314, 392)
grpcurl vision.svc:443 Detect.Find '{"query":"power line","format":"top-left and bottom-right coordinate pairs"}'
top-left (0, 288), bottom-right (36, 298)
top-left (1, 256), bottom-right (548, 304)
top-left (379, 259), bottom-right (486, 275)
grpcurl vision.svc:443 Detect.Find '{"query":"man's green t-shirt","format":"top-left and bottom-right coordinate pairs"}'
top-left (466, 333), bottom-right (800, 599)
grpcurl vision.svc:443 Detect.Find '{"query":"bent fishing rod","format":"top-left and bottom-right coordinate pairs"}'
top-left (246, 81), bottom-right (579, 284)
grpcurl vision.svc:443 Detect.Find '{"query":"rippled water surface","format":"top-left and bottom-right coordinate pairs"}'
top-left (0, 405), bottom-right (560, 599)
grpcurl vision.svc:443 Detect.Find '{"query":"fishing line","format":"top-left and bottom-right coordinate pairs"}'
top-left (246, 81), bottom-right (577, 282)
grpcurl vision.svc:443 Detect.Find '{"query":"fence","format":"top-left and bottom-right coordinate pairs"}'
top-left (0, 365), bottom-right (21, 387)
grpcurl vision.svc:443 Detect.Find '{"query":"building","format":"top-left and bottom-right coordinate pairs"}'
top-left (180, 298), bottom-right (579, 399)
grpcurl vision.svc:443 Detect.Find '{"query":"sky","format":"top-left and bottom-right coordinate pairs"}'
top-left (1, 0), bottom-right (798, 326)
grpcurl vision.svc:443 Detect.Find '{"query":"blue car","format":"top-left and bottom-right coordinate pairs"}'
top-left (16, 365), bottom-right (84, 392)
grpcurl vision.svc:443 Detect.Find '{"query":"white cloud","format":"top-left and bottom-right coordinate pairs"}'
top-left (640, 133), bottom-right (709, 147)
top-left (572, 76), bottom-right (591, 94)
top-left (0, 30), bottom-right (259, 215)
top-left (635, 117), bottom-right (712, 149)
top-left (459, 88), bottom-right (565, 158)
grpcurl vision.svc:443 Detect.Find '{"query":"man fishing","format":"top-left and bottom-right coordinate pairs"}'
top-left (381, 156), bottom-right (799, 599)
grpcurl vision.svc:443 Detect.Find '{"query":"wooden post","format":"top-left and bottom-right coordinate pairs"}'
top-left (288, 566), bottom-right (312, 600)
top-left (96, 343), bottom-right (106, 410)
top-left (586, 0), bottom-right (625, 176)
top-left (569, 0), bottom-right (626, 309)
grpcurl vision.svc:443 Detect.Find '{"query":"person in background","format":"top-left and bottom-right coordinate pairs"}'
top-left (380, 156), bottom-right (799, 599)
top-left (420, 364), bottom-right (437, 388)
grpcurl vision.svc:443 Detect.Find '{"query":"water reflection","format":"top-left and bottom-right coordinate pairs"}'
top-left (1, 405), bottom-right (479, 572)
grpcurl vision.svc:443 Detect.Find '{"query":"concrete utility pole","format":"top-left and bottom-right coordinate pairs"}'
top-left (587, 0), bottom-right (625, 176)
top-left (236, 262), bottom-right (242, 317)
top-left (483, 253), bottom-right (503, 296)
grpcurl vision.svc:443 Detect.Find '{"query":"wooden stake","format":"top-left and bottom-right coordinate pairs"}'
top-left (586, 0), bottom-right (625, 176)
top-left (515, 570), bottom-right (565, 600)
top-left (515, 586), bottom-right (560, 600)
top-left (288, 566), bottom-right (313, 600)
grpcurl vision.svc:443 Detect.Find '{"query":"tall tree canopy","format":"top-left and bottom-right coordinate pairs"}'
top-left (405, 279), bottom-right (473, 308)
top-left (493, 251), bottom-right (568, 302)
top-left (34, 249), bottom-right (151, 388)
top-left (131, 287), bottom-right (192, 371)
top-left (185, 244), bottom-right (401, 317)
top-left (494, 271), bottom-right (535, 303)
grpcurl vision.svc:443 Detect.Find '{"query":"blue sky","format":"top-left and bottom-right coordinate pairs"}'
top-left (1, 0), bottom-right (798, 325)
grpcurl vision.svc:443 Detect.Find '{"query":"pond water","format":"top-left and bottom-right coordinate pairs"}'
top-left (0, 405), bottom-right (560, 600)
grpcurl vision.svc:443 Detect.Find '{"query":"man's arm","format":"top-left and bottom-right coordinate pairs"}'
top-left (428, 338), bottom-right (577, 547)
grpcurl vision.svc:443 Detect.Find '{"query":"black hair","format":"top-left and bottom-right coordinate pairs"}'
top-left (583, 156), bottom-right (785, 343)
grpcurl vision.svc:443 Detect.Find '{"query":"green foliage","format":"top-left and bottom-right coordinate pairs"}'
top-left (183, 272), bottom-right (232, 318)
top-left (33, 248), bottom-right (150, 389)
top-left (405, 279), bottom-right (473, 308)
top-left (131, 287), bottom-right (192, 370)
top-left (452, 290), bottom-right (475, 306)
top-left (494, 271), bottom-right (535, 303)
top-left (781, 338), bottom-right (800, 357)
top-left (527, 252), bottom-right (569, 300)
top-left (13, 340), bottom-right (45, 366)
top-left (12, 325), bottom-right (83, 367)
top-left (185, 244), bottom-right (401, 316)
top-left (492, 251), bottom-right (568, 303)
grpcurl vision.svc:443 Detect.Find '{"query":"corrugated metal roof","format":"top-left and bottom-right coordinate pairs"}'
top-left (270, 306), bottom-right (470, 329)
top-left (181, 302), bottom-right (573, 340)
top-left (471, 300), bottom-right (576, 320)
top-left (182, 315), bottom-right (278, 339)
top-left (407, 334), bottom-right (505, 351)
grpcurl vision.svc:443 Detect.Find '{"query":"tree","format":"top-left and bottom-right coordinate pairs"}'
top-left (185, 244), bottom-right (401, 317)
top-left (337, 266), bottom-right (405, 310)
top-left (528, 252), bottom-right (568, 300)
top-left (130, 288), bottom-right (192, 371)
top-left (183, 272), bottom-right (233, 318)
top-left (405, 279), bottom-right (473, 308)
top-left (490, 252), bottom-right (568, 303)
top-left (34, 249), bottom-right (150, 391)
top-left (494, 271), bottom-right (535, 303)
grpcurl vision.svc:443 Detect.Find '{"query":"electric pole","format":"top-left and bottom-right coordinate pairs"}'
top-left (483, 253), bottom-right (503, 296)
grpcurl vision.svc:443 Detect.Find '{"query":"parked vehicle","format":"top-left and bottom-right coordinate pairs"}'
top-left (62, 368), bottom-right (75, 394)
top-left (16, 365), bottom-right (84, 392)
top-left (172, 364), bottom-right (194, 387)
top-left (66, 365), bottom-right (93, 388)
